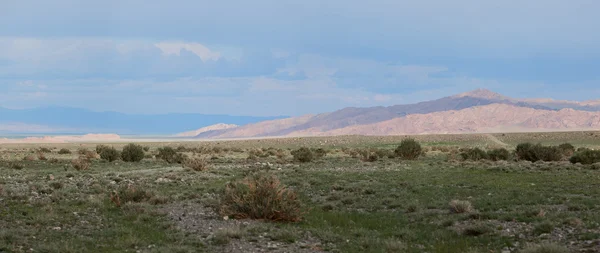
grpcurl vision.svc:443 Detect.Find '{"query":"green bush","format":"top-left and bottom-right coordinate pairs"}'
top-left (158, 147), bottom-right (186, 163)
top-left (460, 148), bottom-right (489, 161)
top-left (121, 143), bottom-right (145, 162)
top-left (558, 143), bottom-right (575, 157)
top-left (487, 148), bottom-right (510, 161)
top-left (394, 139), bottom-right (422, 160)
top-left (570, 149), bottom-right (600, 164)
top-left (58, 148), bottom-right (72, 154)
top-left (291, 147), bottom-right (313, 163)
top-left (99, 146), bottom-right (120, 162)
top-left (96, 144), bottom-right (110, 155)
top-left (219, 173), bottom-right (304, 222)
top-left (515, 143), bottom-right (562, 162)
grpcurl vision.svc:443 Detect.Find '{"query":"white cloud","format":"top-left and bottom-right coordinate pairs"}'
top-left (155, 42), bottom-right (221, 61)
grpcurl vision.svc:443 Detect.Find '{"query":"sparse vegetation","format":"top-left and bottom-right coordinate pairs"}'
top-left (291, 147), bottom-right (313, 163)
top-left (2, 133), bottom-right (600, 252)
top-left (121, 143), bottom-right (145, 162)
top-left (520, 243), bottom-right (570, 253)
top-left (394, 138), bottom-right (422, 160)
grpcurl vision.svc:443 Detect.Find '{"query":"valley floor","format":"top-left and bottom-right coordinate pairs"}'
top-left (1, 132), bottom-right (600, 252)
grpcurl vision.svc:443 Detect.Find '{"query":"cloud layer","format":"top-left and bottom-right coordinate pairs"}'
top-left (0, 0), bottom-right (599, 116)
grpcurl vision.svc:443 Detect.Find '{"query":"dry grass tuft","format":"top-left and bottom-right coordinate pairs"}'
top-left (219, 173), bottom-right (304, 222)
top-left (183, 157), bottom-right (209, 171)
top-left (449, 200), bottom-right (474, 214)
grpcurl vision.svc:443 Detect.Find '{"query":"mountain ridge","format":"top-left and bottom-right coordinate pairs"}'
top-left (192, 89), bottom-right (600, 139)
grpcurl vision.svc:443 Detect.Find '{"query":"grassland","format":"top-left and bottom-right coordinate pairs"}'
top-left (1, 131), bottom-right (600, 252)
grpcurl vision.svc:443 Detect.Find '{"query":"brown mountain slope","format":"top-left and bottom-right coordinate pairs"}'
top-left (176, 123), bottom-right (238, 137)
top-left (289, 104), bottom-right (600, 136)
top-left (194, 89), bottom-right (600, 139)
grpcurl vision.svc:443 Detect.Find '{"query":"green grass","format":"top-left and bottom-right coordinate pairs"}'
top-left (1, 133), bottom-right (600, 252)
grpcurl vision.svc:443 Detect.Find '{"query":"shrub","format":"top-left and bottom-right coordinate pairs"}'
top-left (219, 173), bottom-right (304, 222)
top-left (99, 146), bottom-right (120, 162)
top-left (313, 148), bottom-right (328, 159)
top-left (558, 143), bottom-right (575, 157)
top-left (487, 148), bottom-right (510, 161)
top-left (291, 147), bottom-right (313, 163)
top-left (71, 157), bottom-right (91, 171)
top-left (121, 143), bottom-right (145, 162)
top-left (38, 147), bottom-right (52, 153)
top-left (394, 139), bottom-right (422, 160)
top-left (158, 147), bottom-right (186, 163)
top-left (460, 148), bottom-right (489, 161)
top-left (143, 146), bottom-right (150, 152)
top-left (58, 148), bottom-right (72, 154)
top-left (37, 153), bottom-right (47, 161)
top-left (360, 150), bottom-right (378, 162)
top-left (78, 148), bottom-right (90, 155)
top-left (520, 243), bottom-right (569, 253)
top-left (183, 157), bottom-right (209, 171)
top-left (570, 149), bottom-right (600, 164)
top-left (449, 200), bottom-right (474, 213)
top-left (96, 145), bottom-right (110, 155)
top-left (515, 143), bottom-right (562, 162)
top-left (110, 185), bottom-right (155, 207)
top-left (23, 155), bottom-right (35, 161)
top-left (533, 221), bottom-right (555, 235)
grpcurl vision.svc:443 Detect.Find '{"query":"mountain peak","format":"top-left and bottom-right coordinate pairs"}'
top-left (454, 88), bottom-right (509, 100)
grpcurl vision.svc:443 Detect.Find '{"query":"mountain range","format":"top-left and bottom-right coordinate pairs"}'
top-left (188, 89), bottom-right (600, 138)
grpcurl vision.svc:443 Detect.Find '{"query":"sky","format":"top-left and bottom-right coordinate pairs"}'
top-left (1, 0), bottom-right (599, 117)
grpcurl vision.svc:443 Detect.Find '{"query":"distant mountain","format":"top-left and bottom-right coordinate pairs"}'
top-left (176, 123), bottom-right (239, 137)
top-left (193, 89), bottom-right (600, 138)
top-left (0, 106), bottom-right (285, 134)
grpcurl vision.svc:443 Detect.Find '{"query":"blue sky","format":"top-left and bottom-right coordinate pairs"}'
top-left (1, 0), bottom-right (599, 116)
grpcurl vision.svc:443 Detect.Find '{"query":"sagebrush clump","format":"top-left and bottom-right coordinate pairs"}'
top-left (71, 157), bottom-right (91, 171)
top-left (395, 139), bottom-right (422, 160)
top-left (487, 148), bottom-right (510, 161)
top-left (515, 143), bottom-right (562, 162)
top-left (158, 147), bottom-right (186, 163)
top-left (570, 149), bottom-right (600, 165)
top-left (460, 148), bottom-right (489, 161)
top-left (219, 173), bottom-right (304, 222)
top-left (183, 157), bottom-right (209, 171)
top-left (291, 147), bottom-right (313, 163)
top-left (98, 146), bottom-right (120, 162)
top-left (121, 143), bottom-right (145, 162)
top-left (58, 148), bottom-right (72, 154)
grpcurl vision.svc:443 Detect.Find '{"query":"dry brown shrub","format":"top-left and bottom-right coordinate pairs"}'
top-left (449, 200), bottom-right (474, 213)
top-left (183, 157), bottom-right (209, 171)
top-left (37, 153), bottom-right (47, 161)
top-left (219, 173), bottom-right (304, 222)
top-left (71, 157), bottom-right (91, 171)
